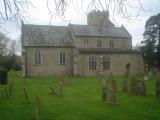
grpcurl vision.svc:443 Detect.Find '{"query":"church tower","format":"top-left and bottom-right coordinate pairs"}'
top-left (87, 10), bottom-right (114, 27)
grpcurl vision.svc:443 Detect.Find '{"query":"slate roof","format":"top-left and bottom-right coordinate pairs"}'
top-left (21, 24), bottom-right (72, 47)
top-left (21, 23), bottom-right (131, 47)
top-left (77, 48), bottom-right (139, 54)
top-left (70, 24), bottom-right (131, 38)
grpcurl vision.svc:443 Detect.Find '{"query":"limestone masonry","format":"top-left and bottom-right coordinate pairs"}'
top-left (21, 10), bottom-right (144, 76)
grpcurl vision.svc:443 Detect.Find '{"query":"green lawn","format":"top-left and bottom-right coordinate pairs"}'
top-left (0, 71), bottom-right (160, 120)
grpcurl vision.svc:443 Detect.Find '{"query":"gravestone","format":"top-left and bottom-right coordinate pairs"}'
top-left (156, 81), bottom-right (160, 99)
top-left (23, 87), bottom-right (30, 104)
top-left (122, 79), bottom-right (129, 93)
top-left (101, 73), bottom-right (118, 104)
top-left (130, 78), bottom-right (146, 96)
top-left (107, 87), bottom-right (118, 105)
top-left (50, 87), bottom-right (56, 95)
top-left (111, 80), bottom-right (117, 92)
top-left (155, 70), bottom-right (160, 98)
top-left (122, 71), bottom-right (129, 93)
top-left (57, 81), bottom-right (64, 96)
top-left (35, 95), bottom-right (40, 120)
top-left (3, 86), bottom-right (9, 98)
top-left (101, 78), bottom-right (108, 101)
top-left (156, 70), bottom-right (160, 81)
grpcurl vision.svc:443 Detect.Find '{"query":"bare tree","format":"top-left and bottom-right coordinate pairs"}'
top-left (9, 40), bottom-right (17, 56)
top-left (45, 0), bottom-right (149, 22)
top-left (0, 0), bottom-right (148, 25)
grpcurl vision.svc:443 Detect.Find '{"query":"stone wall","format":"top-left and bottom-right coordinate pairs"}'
top-left (24, 47), bottom-right (73, 76)
top-left (73, 53), bottom-right (144, 76)
top-left (74, 36), bottom-right (132, 49)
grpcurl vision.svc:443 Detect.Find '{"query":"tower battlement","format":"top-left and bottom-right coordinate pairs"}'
top-left (87, 10), bottom-right (114, 26)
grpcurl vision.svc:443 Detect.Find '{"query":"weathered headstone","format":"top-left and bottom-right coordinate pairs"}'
top-left (130, 78), bottom-right (146, 96)
top-left (122, 71), bottom-right (129, 93)
top-left (155, 70), bottom-right (160, 98)
top-left (101, 73), bottom-right (118, 104)
top-left (122, 79), bottom-right (129, 93)
top-left (111, 80), bottom-right (117, 92)
top-left (3, 86), bottom-right (9, 98)
top-left (156, 81), bottom-right (160, 99)
top-left (50, 87), bottom-right (56, 95)
top-left (144, 75), bottom-right (149, 81)
top-left (58, 81), bottom-right (64, 96)
top-left (23, 87), bottom-right (30, 104)
top-left (107, 87), bottom-right (118, 105)
top-left (35, 95), bottom-right (40, 120)
top-left (156, 70), bottom-right (160, 81)
top-left (101, 78), bottom-right (108, 101)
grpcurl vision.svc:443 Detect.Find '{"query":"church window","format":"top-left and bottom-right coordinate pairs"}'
top-left (110, 40), bottom-right (114, 48)
top-left (34, 50), bottom-right (42, 65)
top-left (97, 39), bottom-right (102, 48)
top-left (89, 57), bottom-right (97, 71)
top-left (84, 39), bottom-right (88, 48)
top-left (103, 57), bottom-right (110, 70)
top-left (60, 51), bottom-right (65, 64)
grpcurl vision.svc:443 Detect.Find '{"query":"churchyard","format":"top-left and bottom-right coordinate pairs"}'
top-left (0, 71), bottom-right (160, 120)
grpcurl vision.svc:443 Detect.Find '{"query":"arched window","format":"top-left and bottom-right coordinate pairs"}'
top-left (110, 40), bottom-right (114, 48)
top-left (89, 57), bottom-right (97, 71)
top-left (97, 39), bottom-right (102, 48)
top-left (84, 39), bottom-right (88, 48)
top-left (103, 57), bottom-right (110, 70)
top-left (59, 51), bottom-right (65, 64)
top-left (34, 50), bottom-right (42, 65)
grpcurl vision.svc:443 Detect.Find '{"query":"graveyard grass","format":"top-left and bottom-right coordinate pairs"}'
top-left (0, 71), bottom-right (160, 120)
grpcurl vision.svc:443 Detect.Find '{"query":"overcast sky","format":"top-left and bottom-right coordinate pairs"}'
top-left (1, 0), bottom-right (160, 46)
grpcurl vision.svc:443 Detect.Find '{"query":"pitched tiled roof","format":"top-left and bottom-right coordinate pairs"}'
top-left (77, 48), bottom-right (139, 54)
top-left (70, 24), bottom-right (131, 38)
top-left (21, 23), bottom-right (131, 47)
top-left (21, 24), bottom-right (72, 47)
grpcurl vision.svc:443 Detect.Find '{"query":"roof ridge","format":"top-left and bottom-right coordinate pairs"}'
top-left (23, 24), bottom-right (68, 28)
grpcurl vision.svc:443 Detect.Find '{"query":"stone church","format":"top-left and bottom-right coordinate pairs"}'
top-left (21, 10), bottom-right (144, 76)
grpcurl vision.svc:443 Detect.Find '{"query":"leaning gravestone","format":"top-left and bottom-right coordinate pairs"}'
top-left (23, 87), bottom-right (30, 104)
top-left (130, 78), bottom-right (146, 96)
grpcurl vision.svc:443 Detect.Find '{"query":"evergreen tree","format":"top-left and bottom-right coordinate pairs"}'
top-left (141, 13), bottom-right (160, 68)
